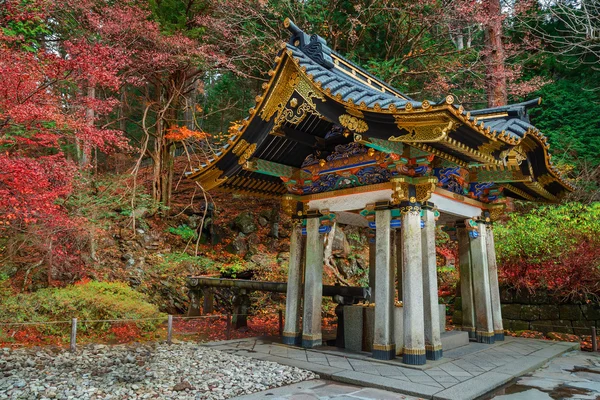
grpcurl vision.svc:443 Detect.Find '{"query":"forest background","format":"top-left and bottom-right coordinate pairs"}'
top-left (1, 0), bottom-right (599, 344)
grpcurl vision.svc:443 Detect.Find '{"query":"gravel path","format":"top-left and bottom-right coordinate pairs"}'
top-left (0, 342), bottom-right (318, 399)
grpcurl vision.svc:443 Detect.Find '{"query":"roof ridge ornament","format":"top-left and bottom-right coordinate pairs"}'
top-left (284, 18), bottom-right (335, 69)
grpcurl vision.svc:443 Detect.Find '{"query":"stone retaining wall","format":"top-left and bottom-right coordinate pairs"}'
top-left (452, 287), bottom-right (600, 336)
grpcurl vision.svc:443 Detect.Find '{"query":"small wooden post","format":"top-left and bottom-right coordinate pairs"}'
top-left (167, 315), bottom-right (173, 345)
top-left (278, 310), bottom-right (283, 337)
top-left (70, 318), bottom-right (77, 352)
top-left (592, 327), bottom-right (598, 352)
top-left (226, 313), bottom-right (232, 340)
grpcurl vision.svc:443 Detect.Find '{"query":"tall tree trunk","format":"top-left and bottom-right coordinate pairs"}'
top-left (79, 86), bottom-right (95, 168)
top-left (484, 0), bottom-right (507, 107)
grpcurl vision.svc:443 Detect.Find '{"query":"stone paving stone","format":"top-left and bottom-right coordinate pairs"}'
top-left (349, 387), bottom-right (416, 399)
top-left (331, 370), bottom-right (443, 398)
top-left (405, 375), bottom-right (444, 388)
top-left (493, 388), bottom-right (553, 400)
top-left (375, 365), bottom-right (406, 377)
top-left (493, 355), bottom-right (549, 376)
top-left (432, 371), bottom-right (513, 400)
top-left (310, 382), bottom-right (358, 397)
top-left (438, 363), bottom-right (473, 378)
top-left (328, 359), bottom-right (355, 371)
top-left (347, 359), bottom-right (373, 370)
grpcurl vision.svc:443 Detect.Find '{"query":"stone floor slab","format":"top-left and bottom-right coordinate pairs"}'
top-left (432, 371), bottom-right (513, 400)
top-left (205, 336), bottom-right (578, 400)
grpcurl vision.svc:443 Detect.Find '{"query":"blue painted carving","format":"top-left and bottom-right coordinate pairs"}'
top-left (301, 154), bottom-right (319, 168)
top-left (326, 142), bottom-right (368, 162)
top-left (434, 167), bottom-right (469, 195)
top-left (468, 182), bottom-right (503, 202)
top-left (302, 166), bottom-right (391, 195)
top-left (324, 124), bottom-right (344, 140)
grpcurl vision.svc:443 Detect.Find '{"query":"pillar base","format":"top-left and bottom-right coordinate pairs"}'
top-left (372, 344), bottom-right (396, 360)
top-left (477, 331), bottom-right (496, 344)
top-left (425, 345), bottom-right (443, 361)
top-left (402, 348), bottom-right (426, 365)
top-left (302, 334), bottom-right (322, 348)
top-left (494, 331), bottom-right (505, 341)
top-left (282, 332), bottom-right (302, 346)
top-left (462, 327), bottom-right (476, 340)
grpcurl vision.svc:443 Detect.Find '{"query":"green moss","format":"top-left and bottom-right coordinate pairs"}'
top-left (0, 281), bottom-right (165, 334)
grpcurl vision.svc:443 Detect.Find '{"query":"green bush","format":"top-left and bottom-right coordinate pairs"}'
top-left (168, 224), bottom-right (197, 241)
top-left (0, 281), bottom-right (166, 334)
top-left (494, 202), bottom-right (600, 298)
top-left (494, 202), bottom-right (600, 264)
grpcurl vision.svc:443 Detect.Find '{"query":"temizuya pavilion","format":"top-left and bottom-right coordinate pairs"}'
top-left (188, 20), bottom-right (573, 365)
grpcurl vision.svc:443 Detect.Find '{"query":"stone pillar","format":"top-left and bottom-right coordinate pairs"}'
top-left (372, 208), bottom-right (395, 360)
top-left (187, 288), bottom-right (201, 317)
top-left (469, 220), bottom-right (495, 344)
top-left (283, 221), bottom-right (304, 345)
top-left (401, 203), bottom-right (426, 365)
top-left (395, 230), bottom-right (403, 302)
top-left (486, 226), bottom-right (504, 341)
top-left (302, 217), bottom-right (324, 348)
top-left (368, 231), bottom-right (376, 303)
top-left (203, 288), bottom-right (215, 314)
top-left (422, 205), bottom-right (442, 360)
top-left (457, 227), bottom-right (476, 339)
top-left (232, 288), bottom-right (250, 329)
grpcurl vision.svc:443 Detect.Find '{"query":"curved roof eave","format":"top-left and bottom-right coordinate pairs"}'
top-left (187, 19), bottom-right (573, 199)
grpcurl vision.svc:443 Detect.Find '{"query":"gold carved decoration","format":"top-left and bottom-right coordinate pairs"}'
top-left (339, 114), bottom-right (369, 133)
top-left (238, 143), bottom-right (257, 165)
top-left (197, 168), bottom-right (227, 191)
top-left (260, 60), bottom-right (325, 129)
top-left (281, 194), bottom-right (299, 216)
top-left (390, 177), bottom-right (410, 205)
top-left (414, 177), bottom-right (437, 202)
top-left (232, 139), bottom-right (250, 156)
top-left (390, 112), bottom-right (458, 142)
top-left (537, 174), bottom-right (555, 186)
top-left (502, 144), bottom-right (528, 166)
top-left (486, 204), bottom-right (507, 222)
top-left (345, 106), bottom-right (364, 118)
top-left (400, 204), bottom-right (421, 215)
top-left (478, 139), bottom-right (505, 157)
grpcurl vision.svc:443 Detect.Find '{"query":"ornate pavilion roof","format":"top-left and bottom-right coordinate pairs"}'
top-left (188, 19), bottom-right (573, 205)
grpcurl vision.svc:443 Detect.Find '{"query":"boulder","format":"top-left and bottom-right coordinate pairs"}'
top-left (172, 381), bottom-right (194, 392)
top-left (572, 320), bottom-right (596, 336)
top-left (581, 304), bottom-right (600, 320)
top-left (503, 319), bottom-right (530, 331)
top-left (331, 228), bottom-right (351, 258)
top-left (520, 305), bottom-right (540, 321)
top-left (501, 304), bottom-right (522, 320)
top-left (530, 320), bottom-right (573, 334)
top-left (258, 216), bottom-right (269, 227)
top-left (559, 304), bottom-right (583, 320)
top-left (539, 305), bottom-right (560, 320)
top-left (131, 207), bottom-right (149, 219)
top-left (227, 232), bottom-right (248, 255)
top-left (233, 212), bottom-right (257, 234)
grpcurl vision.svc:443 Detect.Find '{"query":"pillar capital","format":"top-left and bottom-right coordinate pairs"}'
top-left (281, 194), bottom-right (302, 217)
top-left (486, 203), bottom-right (507, 222)
top-left (390, 176), bottom-right (437, 205)
top-left (399, 200), bottom-right (421, 215)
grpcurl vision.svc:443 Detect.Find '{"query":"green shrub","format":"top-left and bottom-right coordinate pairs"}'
top-left (495, 202), bottom-right (600, 299)
top-left (494, 202), bottom-right (600, 264)
top-left (168, 224), bottom-right (197, 241)
top-left (0, 281), bottom-right (166, 334)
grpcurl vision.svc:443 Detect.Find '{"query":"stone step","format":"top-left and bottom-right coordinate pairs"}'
top-left (441, 330), bottom-right (470, 351)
